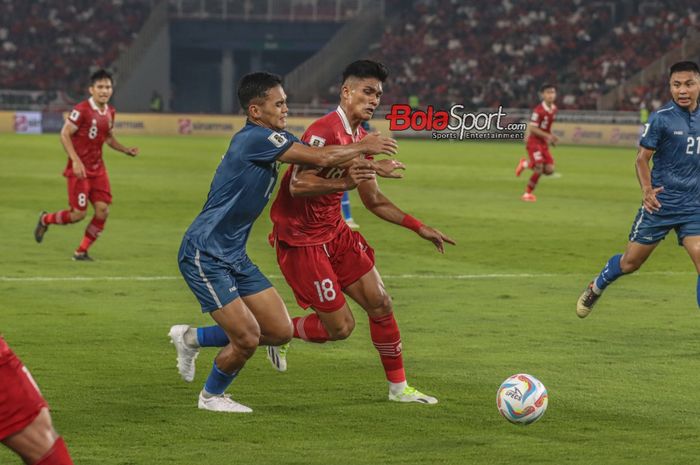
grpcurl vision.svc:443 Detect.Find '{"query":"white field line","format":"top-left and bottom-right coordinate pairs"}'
top-left (0, 271), bottom-right (690, 283)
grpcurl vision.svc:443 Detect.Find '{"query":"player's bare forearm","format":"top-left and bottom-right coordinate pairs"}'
top-left (357, 180), bottom-right (406, 224)
top-left (280, 134), bottom-right (397, 167)
top-left (289, 171), bottom-right (351, 197)
top-left (59, 123), bottom-right (80, 162)
top-left (106, 136), bottom-right (138, 156)
top-left (635, 147), bottom-right (654, 191)
top-left (636, 146), bottom-right (663, 213)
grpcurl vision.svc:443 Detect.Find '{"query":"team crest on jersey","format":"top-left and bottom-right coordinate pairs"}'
top-left (268, 132), bottom-right (288, 148)
top-left (309, 135), bottom-right (326, 147)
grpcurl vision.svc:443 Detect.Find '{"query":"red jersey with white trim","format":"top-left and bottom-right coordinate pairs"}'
top-left (270, 107), bottom-right (367, 246)
top-left (63, 98), bottom-right (115, 178)
top-left (527, 101), bottom-right (557, 145)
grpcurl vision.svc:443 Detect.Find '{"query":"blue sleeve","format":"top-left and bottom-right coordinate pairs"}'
top-left (244, 127), bottom-right (299, 163)
top-left (639, 113), bottom-right (664, 150)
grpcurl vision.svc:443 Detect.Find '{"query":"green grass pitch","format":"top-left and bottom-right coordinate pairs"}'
top-left (2, 134), bottom-right (700, 465)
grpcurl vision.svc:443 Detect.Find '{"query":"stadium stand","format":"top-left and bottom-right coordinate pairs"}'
top-left (0, 0), bottom-right (151, 97)
top-left (0, 0), bottom-right (697, 111)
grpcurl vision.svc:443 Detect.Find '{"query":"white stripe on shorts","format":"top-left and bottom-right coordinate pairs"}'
top-left (194, 249), bottom-right (222, 308)
top-left (630, 207), bottom-right (645, 241)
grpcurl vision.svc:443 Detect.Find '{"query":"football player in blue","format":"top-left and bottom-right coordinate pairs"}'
top-left (577, 61), bottom-right (700, 318)
top-left (169, 72), bottom-right (398, 412)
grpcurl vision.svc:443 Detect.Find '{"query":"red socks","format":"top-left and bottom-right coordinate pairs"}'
top-left (369, 313), bottom-right (406, 383)
top-left (526, 172), bottom-right (541, 194)
top-left (42, 210), bottom-right (72, 225)
top-left (293, 312), bottom-right (407, 383)
top-left (292, 314), bottom-right (330, 343)
top-left (76, 217), bottom-right (105, 253)
top-left (35, 437), bottom-right (74, 465)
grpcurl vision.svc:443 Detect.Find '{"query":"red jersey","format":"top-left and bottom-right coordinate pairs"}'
top-left (527, 101), bottom-right (557, 145)
top-left (270, 107), bottom-right (367, 246)
top-left (0, 336), bottom-right (11, 366)
top-left (63, 97), bottom-right (116, 178)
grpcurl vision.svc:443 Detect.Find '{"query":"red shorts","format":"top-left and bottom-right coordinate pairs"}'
top-left (0, 347), bottom-right (48, 441)
top-left (275, 227), bottom-right (375, 312)
top-left (66, 173), bottom-right (112, 211)
top-left (526, 140), bottom-right (554, 166)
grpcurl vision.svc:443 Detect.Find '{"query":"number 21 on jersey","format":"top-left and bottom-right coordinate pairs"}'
top-left (686, 136), bottom-right (700, 155)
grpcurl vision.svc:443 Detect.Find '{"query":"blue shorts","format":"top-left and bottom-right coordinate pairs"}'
top-left (628, 207), bottom-right (700, 246)
top-left (178, 239), bottom-right (272, 313)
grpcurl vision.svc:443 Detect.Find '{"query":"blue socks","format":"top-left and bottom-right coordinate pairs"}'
top-left (696, 276), bottom-right (700, 308)
top-left (197, 326), bottom-right (229, 347)
top-left (204, 361), bottom-right (239, 395)
top-left (594, 254), bottom-right (624, 292)
top-left (341, 191), bottom-right (352, 220)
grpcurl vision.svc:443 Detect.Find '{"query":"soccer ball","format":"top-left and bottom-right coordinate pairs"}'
top-left (496, 373), bottom-right (548, 425)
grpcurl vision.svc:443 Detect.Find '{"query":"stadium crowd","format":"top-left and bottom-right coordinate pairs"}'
top-left (371, 0), bottom-right (699, 110)
top-left (0, 0), bottom-right (697, 110)
top-left (0, 0), bottom-right (150, 97)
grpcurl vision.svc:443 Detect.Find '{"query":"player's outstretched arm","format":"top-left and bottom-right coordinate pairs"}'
top-left (289, 160), bottom-right (376, 197)
top-left (60, 121), bottom-right (86, 179)
top-left (106, 135), bottom-right (139, 156)
top-left (279, 132), bottom-right (397, 167)
top-left (635, 146), bottom-right (662, 213)
top-left (357, 180), bottom-right (456, 253)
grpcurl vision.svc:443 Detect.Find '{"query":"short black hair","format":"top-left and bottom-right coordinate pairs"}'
top-left (342, 60), bottom-right (389, 84)
top-left (237, 72), bottom-right (283, 111)
top-left (90, 69), bottom-right (113, 85)
top-left (539, 83), bottom-right (556, 93)
top-left (669, 61), bottom-right (700, 77)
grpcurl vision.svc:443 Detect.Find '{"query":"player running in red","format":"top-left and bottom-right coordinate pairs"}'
top-left (34, 69), bottom-right (138, 260)
top-left (0, 337), bottom-right (74, 464)
top-left (515, 84), bottom-right (559, 202)
top-left (268, 60), bottom-right (455, 404)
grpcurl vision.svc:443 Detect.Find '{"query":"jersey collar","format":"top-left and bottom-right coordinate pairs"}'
top-left (336, 106), bottom-right (360, 138)
top-left (671, 99), bottom-right (700, 115)
top-left (541, 101), bottom-right (555, 113)
top-left (89, 97), bottom-right (108, 115)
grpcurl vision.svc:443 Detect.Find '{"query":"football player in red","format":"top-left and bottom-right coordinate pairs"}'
top-left (268, 60), bottom-right (455, 403)
top-left (0, 337), bottom-right (74, 464)
top-left (515, 83), bottom-right (559, 202)
top-left (34, 69), bottom-right (138, 260)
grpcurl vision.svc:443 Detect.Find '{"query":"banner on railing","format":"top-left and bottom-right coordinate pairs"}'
top-left (14, 111), bottom-right (42, 134)
top-left (0, 90), bottom-right (74, 111)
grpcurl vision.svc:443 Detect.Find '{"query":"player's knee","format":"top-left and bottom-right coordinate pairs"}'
top-left (533, 164), bottom-right (544, 174)
top-left (328, 320), bottom-right (355, 341)
top-left (619, 257), bottom-right (641, 273)
top-left (233, 329), bottom-right (261, 356)
top-left (544, 166), bottom-right (555, 175)
top-left (70, 209), bottom-right (87, 222)
top-left (365, 293), bottom-right (393, 318)
top-left (95, 205), bottom-right (109, 219)
top-left (265, 322), bottom-right (293, 345)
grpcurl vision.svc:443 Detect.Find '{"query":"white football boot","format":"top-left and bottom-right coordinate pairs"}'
top-left (198, 392), bottom-right (252, 413)
top-left (266, 343), bottom-right (289, 372)
top-left (389, 385), bottom-right (438, 404)
top-left (168, 325), bottom-right (199, 382)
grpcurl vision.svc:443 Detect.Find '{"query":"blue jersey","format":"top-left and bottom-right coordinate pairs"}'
top-left (640, 100), bottom-right (700, 214)
top-left (183, 121), bottom-right (298, 262)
